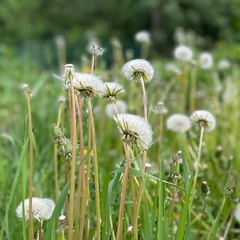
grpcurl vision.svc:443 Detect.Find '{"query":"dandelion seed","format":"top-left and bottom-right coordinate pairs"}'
top-left (134, 31), bottom-right (151, 44)
top-left (190, 110), bottom-right (216, 132)
top-left (122, 59), bottom-right (154, 82)
top-left (166, 114), bottom-right (191, 133)
top-left (114, 113), bottom-right (153, 151)
top-left (199, 52), bottom-right (213, 69)
top-left (174, 45), bottom-right (193, 61)
top-left (16, 198), bottom-right (55, 222)
top-left (102, 82), bottom-right (125, 101)
top-left (106, 100), bottom-right (127, 118)
top-left (73, 73), bottom-right (105, 99)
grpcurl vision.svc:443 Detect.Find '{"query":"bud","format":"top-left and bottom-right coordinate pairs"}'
top-left (201, 180), bottom-right (210, 196)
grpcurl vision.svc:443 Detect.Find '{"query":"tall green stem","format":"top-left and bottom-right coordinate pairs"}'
top-left (140, 77), bottom-right (147, 120)
top-left (190, 126), bottom-right (205, 208)
top-left (24, 86), bottom-right (34, 240)
top-left (67, 72), bottom-right (77, 240)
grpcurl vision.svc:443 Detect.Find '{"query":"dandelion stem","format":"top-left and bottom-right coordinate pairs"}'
top-left (140, 77), bottom-right (148, 120)
top-left (75, 97), bottom-right (86, 240)
top-left (87, 99), bottom-right (101, 240)
top-left (67, 71), bottom-right (77, 240)
top-left (131, 150), bottom-right (148, 239)
top-left (24, 86), bottom-right (34, 240)
top-left (116, 143), bottom-right (131, 240)
top-left (190, 126), bottom-right (205, 208)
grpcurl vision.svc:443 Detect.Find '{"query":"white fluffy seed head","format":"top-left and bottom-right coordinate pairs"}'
top-left (134, 31), bottom-right (151, 44)
top-left (114, 113), bottom-right (153, 151)
top-left (73, 73), bottom-right (105, 99)
top-left (190, 110), bottom-right (216, 132)
top-left (106, 100), bottom-right (127, 118)
top-left (174, 45), bottom-right (193, 61)
top-left (16, 198), bottom-right (55, 222)
top-left (166, 114), bottom-right (191, 133)
top-left (234, 203), bottom-right (240, 223)
top-left (218, 59), bottom-right (230, 70)
top-left (122, 59), bottom-right (154, 82)
top-left (199, 52), bottom-right (213, 69)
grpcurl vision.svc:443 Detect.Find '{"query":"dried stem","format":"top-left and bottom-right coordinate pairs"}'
top-left (116, 143), bottom-right (131, 240)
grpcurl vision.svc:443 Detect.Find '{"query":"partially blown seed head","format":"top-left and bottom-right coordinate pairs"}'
top-left (199, 52), bottom-right (213, 69)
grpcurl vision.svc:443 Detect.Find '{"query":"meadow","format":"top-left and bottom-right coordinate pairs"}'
top-left (0, 31), bottom-right (240, 240)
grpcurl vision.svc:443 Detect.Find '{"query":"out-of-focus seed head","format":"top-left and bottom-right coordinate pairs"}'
top-left (122, 59), bottom-right (154, 82)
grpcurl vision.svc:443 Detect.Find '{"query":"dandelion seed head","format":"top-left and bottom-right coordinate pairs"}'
top-left (122, 59), bottom-right (154, 82)
top-left (54, 35), bottom-right (65, 48)
top-left (106, 100), bottom-right (127, 118)
top-left (103, 82), bottom-right (125, 101)
top-left (114, 113), bottom-right (153, 151)
top-left (16, 198), bottom-right (55, 222)
top-left (134, 31), bottom-right (151, 44)
top-left (73, 73), bottom-right (105, 99)
top-left (190, 110), bottom-right (216, 132)
top-left (234, 202), bottom-right (240, 223)
top-left (218, 59), bottom-right (230, 70)
top-left (166, 114), bottom-right (191, 133)
top-left (199, 52), bottom-right (213, 69)
top-left (174, 45), bottom-right (193, 61)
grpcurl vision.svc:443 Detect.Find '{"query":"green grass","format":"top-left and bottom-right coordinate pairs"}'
top-left (1, 41), bottom-right (240, 240)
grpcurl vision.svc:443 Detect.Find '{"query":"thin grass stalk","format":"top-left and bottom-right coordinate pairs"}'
top-left (190, 126), bottom-right (204, 208)
top-left (75, 97), bottom-right (86, 240)
top-left (131, 150), bottom-right (147, 239)
top-left (87, 99), bottom-right (101, 240)
top-left (182, 63), bottom-right (189, 113)
top-left (207, 196), bottom-right (227, 240)
top-left (24, 86), bottom-right (34, 240)
top-left (116, 143), bottom-right (131, 240)
top-left (67, 72), bottom-right (77, 240)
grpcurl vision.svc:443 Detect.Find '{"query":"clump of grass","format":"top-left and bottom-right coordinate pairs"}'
top-left (1, 33), bottom-right (239, 240)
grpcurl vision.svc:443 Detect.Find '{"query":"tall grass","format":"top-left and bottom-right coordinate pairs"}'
top-left (1, 38), bottom-right (240, 240)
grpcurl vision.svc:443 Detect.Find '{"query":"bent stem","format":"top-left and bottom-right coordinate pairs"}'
top-left (116, 143), bottom-right (131, 240)
top-left (87, 99), bottom-right (101, 240)
top-left (190, 126), bottom-right (205, 208)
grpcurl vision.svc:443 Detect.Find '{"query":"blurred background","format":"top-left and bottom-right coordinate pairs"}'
top-left (1, 0), bottom-right (240, 71)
